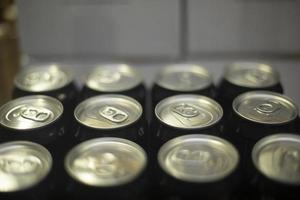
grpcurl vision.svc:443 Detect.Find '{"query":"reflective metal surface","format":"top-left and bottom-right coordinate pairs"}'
top-left (85, 64), bottom-right (142, 92)
top-left (0, 95), bottom-right (63, 130)
top-left (252, 134), bottom-right (300, 185)
top-left (224, 62), bottom-right (280, 88)
top-left (65, 137), bottom-right (147, 187)
top-left (14, 64), bottom-right (73, 92)
top-left (155, 64), bottom-right (212, 91)
top-left (74, 94), bottom-right (142, 129)
top-left (233, 91), bottom-right (298, 124)
top-left (158, 134), bottom-right (239, 183)
top-left (155, 95), bottom-right (223, 129)
top-left (0, 141), bottom-right (52, 192)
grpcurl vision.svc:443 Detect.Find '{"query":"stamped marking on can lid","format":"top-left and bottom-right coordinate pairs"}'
top-left (65, 137), bottom-right (147, 187)
top-left (0, 95), bottom-right (63, 130)
top-left (14, 64), bottom-right (73, 92)
top-left (0, 141), bottom-right (52, 192)
top-left (158, 134), bottom-right (239, 182)
top-left (85, 64), bottom-right (143, 92)
top-left (252, 134), bottom-right (300, 185)
top-left (233, 91), bottom-right (298, 125)
top-left (74, 95), bottom-right (142, 129)
top-left (155, 64), bottom-right (213, 92)
top-left (224, 62), bottom-right (280, 88)
top-left (155, 95), bottom-right (223, 129)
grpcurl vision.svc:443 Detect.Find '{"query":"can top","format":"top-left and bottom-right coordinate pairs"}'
top-left (233, 91), bottom-right (298, 125)
top-left (0, 95), bottom-right (63, 130)
top-left (0, 141), bottom-right (52, 192)
top-left (158, 134), bottom-right (239, 183)
top-left (155, 64), bottom-right (213, 92)
top-left (85, 64), bottom-right (143, 92)
top-left (252, 134), bottom-right (300, 185)
top-left (155, 95), bottom-right (223, 129)
top-left (74, 95), bottom-right (142, 129)
top-left (224, 62), bottom-right (280, 88)
top-left (14, 64), bottom-right (73, 92)
top-left (65, 137), bottom-right (147, 187)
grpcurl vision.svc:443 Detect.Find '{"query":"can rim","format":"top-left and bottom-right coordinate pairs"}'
top-left (74, 94), bottom-right (143, 130)
top-left (224, 62), bottom-right (280, 88)
top-left (64, 137), bottom-right (147, 187)
top-left (155, 94), bottom-right (223, 130)
top-left (85, 64), bottom-right (143, 92)
top-left (14, 64), bottom-right (74, 92)
top-left (252, 133), bottom-right (300, 185)
top-left (158, 134), bottom-right (239, 183)
top-left (0, 95), bottom-right (64, 131)
top-left (0, 140), bottom-right (52, 192)
top-left (155, 64), bottom-right (213, 92)
top-left (233, 91), bottom-right (298, 125)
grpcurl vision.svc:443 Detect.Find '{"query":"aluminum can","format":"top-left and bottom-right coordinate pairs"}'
top-left (0, 141), bottom-right (52, 200)
top-left (156, 134), bottom-right (240, 200)
top-left (64, 137), bottom-right (149, 200)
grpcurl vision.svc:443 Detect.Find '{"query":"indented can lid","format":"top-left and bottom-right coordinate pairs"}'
top-left (14, 64), bottom-right (73, 92)
top-left (155, 64), bottom-right (213, 92)
top-left (65, 137), bottom-right (147, 187)
top-left (0, 141), bottom-right (52, 192)
top-left (233, 91), bottom-right (298, 125)
top-left (158, 134), bottom-right (239, 183)
top-left (85, 64), bottom-right (143, 92)
top-left (74, 95), bottom-right (142, 129)
top-left (224, 62), bottom-right (280, 88)
top-left (0, 95), bottom-right (63, 130)
top-left (252, 134), bottom-right (300, 185)
top-left (155, 95), bottom-right (223, 129)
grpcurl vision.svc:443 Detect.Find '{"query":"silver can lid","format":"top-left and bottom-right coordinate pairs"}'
top-left (224, 62), bottom-right (280, 88)
top-left (74, 94), bottom-right (142, 129)
top-left (0, 141), bottom-right (52, 192)
top-left (85, 64), bottom-right (143, 92)
top-left (155, 95), bottom-right (223, 129)
top-left (158, 134), bottom-right (239, 183)
top-left (233, 91), bottom-right (298, 125)
top-left (252, 134), bottom-right (300, 185)
top-left (14, 64), bottom-right (73, 92)
top-left (155, 64), bottom-right (213, 92)
top-left (0, 95), bottom-right (63, 130)
top-left (65, 137), bottom-right (147, 187)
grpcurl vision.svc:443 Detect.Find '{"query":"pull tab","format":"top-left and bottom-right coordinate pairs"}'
top-left (21, 107), bottom-right (51, 122)
top-left (246, 69), bottom-right (268, 83)
top-left (254, 100), bottom-right (281, 115)
top-left (179, 72), bottom-right (193, 87)
top-left (96, 70), bottom-right (121, 84)
top-left (171, 103), bottom-right (200, 118)
top-left (0, 157), bottom-right (39, 174)
top-left (23, 72), bottom-right (53, 86)
top-left (99, 106), bottom-right (128, 123)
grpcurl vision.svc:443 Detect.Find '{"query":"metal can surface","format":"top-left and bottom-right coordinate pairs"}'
top-left (12, 64), bottom-right (79, 120)
top-left (252, 134), bottom-right (300, 200)
top-left (156, 134), bottom-right (240, 200)
top-left (0, 95), bottom-right (70, 181)
top-left (74, 94), bottom-right (147, 147)
top-left (217, 62), bottom-right (283, 118)
top-left (0, 141), bottom-right (52, 200)
top-left (80, 64), bottom-right (146, 108)
top-left (64, 137), bottom-right (149, 200)
top-left (152, 94), bottom-right (223, 150)
top-left (152, 64), bottom-right (215, 109)
top-left (226, 91), bottom-right (299, 183)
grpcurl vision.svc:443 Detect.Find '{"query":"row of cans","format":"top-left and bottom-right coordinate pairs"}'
top-left (0, 62), bottom-right (299, 199)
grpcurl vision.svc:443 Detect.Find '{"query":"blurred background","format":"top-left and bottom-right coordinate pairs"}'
top-left (1, 0), bottom-right (300, 105)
